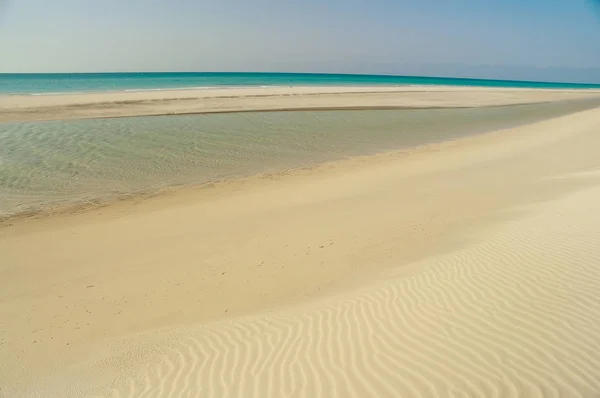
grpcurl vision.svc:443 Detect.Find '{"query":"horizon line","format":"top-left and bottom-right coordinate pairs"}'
top-left (1, 71), bottom-right (600, 86)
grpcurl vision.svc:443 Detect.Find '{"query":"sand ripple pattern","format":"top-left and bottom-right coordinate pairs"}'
top-left (112, 186), bottom-right (600, 398)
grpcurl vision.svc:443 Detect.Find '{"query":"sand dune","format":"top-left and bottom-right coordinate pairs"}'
top-left (2, 106), bottom-right (600, 397)
top-left (2, 85), bottom-right (600, 122)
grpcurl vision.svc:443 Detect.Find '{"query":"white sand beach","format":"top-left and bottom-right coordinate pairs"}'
top-left (2, 85), bottom-right (600, 122)
top-left (2, 92), bottom-right (600, 397)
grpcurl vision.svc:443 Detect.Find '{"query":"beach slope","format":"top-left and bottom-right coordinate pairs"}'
top-left (1, 106), bottom-right (600, 397)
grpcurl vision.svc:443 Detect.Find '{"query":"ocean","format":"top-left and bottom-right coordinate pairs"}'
top-left (2, 99), bottom-right (600, 220)
top-left (2, 72), bottom-right (600, 95)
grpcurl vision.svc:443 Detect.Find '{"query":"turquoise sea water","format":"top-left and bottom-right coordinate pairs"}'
top-left (2, 99), bottom-right (600, 220)
top-left (2, 72), bottom-right (600, 94)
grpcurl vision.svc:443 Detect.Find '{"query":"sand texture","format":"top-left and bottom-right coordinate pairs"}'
top-left (2, 101), bottom-right (600, 397)
top-left (112, 185), bottom-right (600, 398)
top-left (2, 85), bottom-right (600, 122)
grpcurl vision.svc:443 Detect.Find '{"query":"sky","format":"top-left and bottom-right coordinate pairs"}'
top-left (1, 0), bottom-right (600, 82)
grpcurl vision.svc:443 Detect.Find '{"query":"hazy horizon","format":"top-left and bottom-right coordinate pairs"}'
top-left (1, 0), bottom-right (600, 83)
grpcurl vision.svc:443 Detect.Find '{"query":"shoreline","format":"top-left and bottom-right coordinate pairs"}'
top-left (0, 130), bottom-right (501, 225)
top-left (2, 85), bottom-right (600, 123)
top-left (3, 98), bottom-right (600, 225)
top-left (2, 106), bottom-right (600, 395)
top-left (5, 83), bottom-right (600, 97)
top-left (0, 127), bottom-right (505, 225)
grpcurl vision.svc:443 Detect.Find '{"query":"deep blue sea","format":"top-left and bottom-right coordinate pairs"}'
top-left (2, 72), bottom-right (600, 94)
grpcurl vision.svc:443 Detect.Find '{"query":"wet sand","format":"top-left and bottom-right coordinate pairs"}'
top-left (2, 85), bottom-right (600, 122)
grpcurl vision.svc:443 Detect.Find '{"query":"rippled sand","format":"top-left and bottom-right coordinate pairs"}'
top-left (113, 185), bottom-right (600, 398)
top-left (2, 104), bottom-right (600, 397)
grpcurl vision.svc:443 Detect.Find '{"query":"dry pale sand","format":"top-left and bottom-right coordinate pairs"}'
top-left (2, 105), bottom-right (600, 397)
top-left (2, 85), bottom-right (600, 122)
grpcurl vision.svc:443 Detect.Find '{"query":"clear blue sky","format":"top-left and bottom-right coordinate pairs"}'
top-left (1, 0), bottom-right (600, 82)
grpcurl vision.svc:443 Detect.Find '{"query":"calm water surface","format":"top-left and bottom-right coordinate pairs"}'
top-left (1, 99), bottom-right (600, 219)
top-left (2, 72), bottom-right (600, 94)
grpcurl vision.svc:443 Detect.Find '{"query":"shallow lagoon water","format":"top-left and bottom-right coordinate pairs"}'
top-left (2, 99), bottom-right (600, 218)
